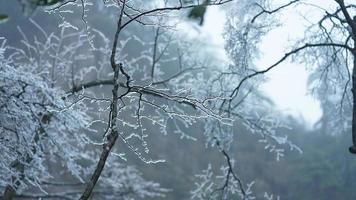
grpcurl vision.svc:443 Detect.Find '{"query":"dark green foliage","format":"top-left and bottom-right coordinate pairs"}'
top-left (0, 14), bottom-right (8, 23)
top-left (187, 0), bottom-right (210, 25)
top-left (33, 0), bottom-right (62, 6)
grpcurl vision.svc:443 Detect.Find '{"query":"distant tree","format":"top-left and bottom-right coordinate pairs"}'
top-left (223, 0), bottom-right (356, 153)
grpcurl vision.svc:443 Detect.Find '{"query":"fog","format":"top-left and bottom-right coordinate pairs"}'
top-left (1, 0), bottom-right (356, 200)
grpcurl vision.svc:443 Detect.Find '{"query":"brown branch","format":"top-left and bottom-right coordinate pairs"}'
top-left (120, 0), bottom-right (234, 29)
top-left (320, 5), bottom-right (356, 26)
top-left (151, 27), bottom-right (160, 79)
top-left (71, 79), bottom-right (114, 93)
top-left (251, 0), bottom-right (300, 23)
top-left (79, 1), bottom-right (128, 199)
top-left (334, 0), bottom-right (356, 37)
top-left (220, 148), bottom-right (246, 198)
top-left (152, 67), bottom-right (204, 85)
top-left (210, 139), bottom-right (247, 199)
top-left (229, 42), bottom-right (353, 100)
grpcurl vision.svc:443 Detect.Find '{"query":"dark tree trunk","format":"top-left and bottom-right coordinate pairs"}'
top-left (350, 52), bottom-right (356, 153)
top-left (349, 16), bottom-right (356, 154)
top-left (2, 185), bottom-right (15, 200)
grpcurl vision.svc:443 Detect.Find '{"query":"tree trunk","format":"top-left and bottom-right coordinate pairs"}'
top-left (349, 16), bottom-right (356, 154)
top-left (2, 185), bottom-right (15, 200)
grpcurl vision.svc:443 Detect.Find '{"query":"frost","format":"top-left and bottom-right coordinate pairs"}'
top-left (0, 0), bottom-right (306, 199)
top-left (0, 20), bottom-right (167, 197)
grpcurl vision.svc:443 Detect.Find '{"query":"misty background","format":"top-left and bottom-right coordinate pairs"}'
top-left (1, 0), bottom-right (356, 199)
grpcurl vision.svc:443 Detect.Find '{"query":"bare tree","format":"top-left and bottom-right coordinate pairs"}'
top-left (1, 0), bottom-right (301, 200)
top-left (224, 0), bottom-right (356, 153)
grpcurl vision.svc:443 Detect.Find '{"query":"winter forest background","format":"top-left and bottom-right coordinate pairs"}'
top-left (1, 0), bottom-right (356, 199)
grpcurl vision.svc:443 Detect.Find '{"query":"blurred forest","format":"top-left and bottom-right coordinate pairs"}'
top-left (1, 0), bottom-right (356, 200)
top-left (138, 118), bottom-right (356, 200)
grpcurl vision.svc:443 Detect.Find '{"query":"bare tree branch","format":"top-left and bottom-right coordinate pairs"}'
top-left (120, 0), bottom-right (234, 29)
top-left (251, 0), bottom-right (300, 23)
top-left (229, 42), bottom-right (353, 100)
top-left (79, 1), bottom-right (129, 199)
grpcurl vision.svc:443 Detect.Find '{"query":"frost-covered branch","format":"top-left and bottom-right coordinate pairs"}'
top-left (229, 42), bottom-right (353, 100)
top-left (79, 0), bottom-right (129, 199)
